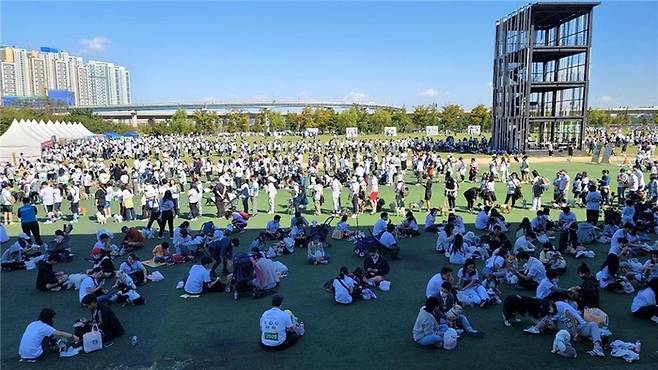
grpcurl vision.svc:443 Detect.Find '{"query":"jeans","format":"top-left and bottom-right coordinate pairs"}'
top-left (458, 314), bottom-right (474, 331)
top-left (417, 334), bottom-right (443, 346)
top-left (617, 187), bottom-right (625, 205)
top-left (125, 208), bottom-right (136, 221)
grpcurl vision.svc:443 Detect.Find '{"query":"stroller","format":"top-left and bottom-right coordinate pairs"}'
top-left (46, 224), bottom-right (74, 262)
top-left (309, 216), bottom-right (335, 247)
top-left (226, 253), bottom-right (277, 300)
top-left (353, 229), bottom-right (384, 258)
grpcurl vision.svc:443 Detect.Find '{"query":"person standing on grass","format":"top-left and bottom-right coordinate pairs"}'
top-left (249, 176), bottom-right (260, 215)
top-left (158, 190), bottom-right (176, 239)
top-left (331, 175), bottom-right (342, 216)
top-left (18, 197), bottom-right (43, 245)
top-left (39, 182), bottom-right (55, 224)
top-left (187, 182), bottom-right (201, 220)
top-left (423, 175), bottom-right (433, 211)
top-left (1, 183), bottom-right (15, 225)
top-left (267, 177), bottom-right (278, 215)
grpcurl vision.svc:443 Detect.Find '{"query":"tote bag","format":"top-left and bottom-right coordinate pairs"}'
top-left (83, 324), bottom-right (103, 353)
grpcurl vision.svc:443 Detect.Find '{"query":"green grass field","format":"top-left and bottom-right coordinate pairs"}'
top-left (1, 158), bottom-right (657, 370)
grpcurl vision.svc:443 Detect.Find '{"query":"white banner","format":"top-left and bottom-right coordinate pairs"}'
top-left (384, 127), bottom-right (397, 137)
top-left (426, 126), bottom-right (439, 136)
top-left (467, 125), bottom-right (481, 135)
top-left (305, 128), bottom-right (319, 136)
top-left (346, 127), bottom-right (358, 138)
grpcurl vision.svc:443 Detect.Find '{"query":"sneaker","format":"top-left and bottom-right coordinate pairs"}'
top-left (502, 313), bottom-right (511, 327)
top-left (523, 326), bottom-right (540, 334)
top-left (587, 346), bottom-right (605, 357)
top-left (104, 341), bottom-right (114, 348)
top-left (466, 330), bottom-right (485, 338)
top-left (651, 316), bottom-right (658, 325)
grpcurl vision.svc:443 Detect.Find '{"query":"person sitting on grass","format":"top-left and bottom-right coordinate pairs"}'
top-left (372, 212), bottom-right (389, 238)
top-left (514, 251), bottom-right (546, 290)
top-left (18, 308), bottom-right (79, 362)
top-left (436, 282), bottom-right (484, 338)
top-left (259, 295), bottom-right (303, 351)
top-left (378, 223), bottom-right (400, 258)
top-left (35, 254), bottom-right (68, 292)
top-left (630, 278), bottom-right (658, 324)
top-left (209, 237), bottom-right (239, 277)
top-left (398, 211), bottom-right (420, 238)
top-left (333, 266), bottom-right (360, 305)
top-left (183, 256), bottom-right (225, 295)
top-left (524, 300), bottom-right (606, 358)
top-left (120, 225), bottom-right (145, 252)
top-left (426, 267), bottom-right (454, 299)
top-left (332, 215), bottom-right (354, 240)
top-left (1, 234), bottom-right (27, 271)
top-left (78, 267), bottom-right (115, 304)
top-left (265, 215), bottom-right (285, 240)
top-left (152, 242), bottom-right (172, 264)
top-left (424, 208), bottom-right (440, 232)
top-left (79, 294), bottom-right (125, 347)
top-left (412, 296), bottom-right (446, 348)
top-left (596, 252), bottom-right (627, 293)
top-left (307, 235), bottom-right (330, 265)
top-left (363, 247), bottom-right (390, 286)
top-left (118, 253), bottom-right (148, 285)
top-left (290, 220), bottom-right (310, 249)
top-left (536, 270), bottom-right (570, 301)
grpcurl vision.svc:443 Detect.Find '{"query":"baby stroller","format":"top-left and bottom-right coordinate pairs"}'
top-left (353, 229), bottom-right (384, 258)
top-left (46, 224), bottom-right (74, 262)
top-left (309, 216), bottom-right (335, 247)
top-left (226, 253), bottom-right (257, 300)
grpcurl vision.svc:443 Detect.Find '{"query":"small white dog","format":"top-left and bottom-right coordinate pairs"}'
top-left (96, 212), bottom-right (107, 224)
top-left (64, 273), bottom-right (87, 290)
top-left (113, 214), bottom-right (123, 223)
top-left (552, 329), bottom-right (577, 358)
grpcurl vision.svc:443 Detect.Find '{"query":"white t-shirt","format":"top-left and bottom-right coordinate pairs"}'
top-left (40, 187), bottom-right (54, 206)
top-left (514, 236), bottom-right (535, 254)
top-left (260, 307), bottom-right (292, 347)
top-left (19, 321), bottom-right (56, 359)
top-left (554, 301), bottom-right (585, 326)
top-left (425, 273), bottom-right (444, 298)
top-left (187, 188), bottom-right (200, 204)
top-left (78, 276), bottom-right (98, 303)
top-left (379, 231), bottom-right (396, 248)
top-left (631, 287), bottom-right (656, 313)
top-left (333, 276), bottom-right (355, 304)
top-left (525, 257), bottom-right (547, 283)
top-left (184, 264), bottom-right (211, 294)
top-left (475, 211), bottom-right (489, 230)
top-left (373, 219), bottom-right (387, 236)
top-left (536, 277), bottom-right (555, 299)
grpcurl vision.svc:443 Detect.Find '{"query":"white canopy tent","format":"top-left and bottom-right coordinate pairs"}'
top-left (0, 119), bottom-right (95, 163)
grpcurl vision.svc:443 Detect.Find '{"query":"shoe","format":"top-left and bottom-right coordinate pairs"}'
top-left (466, 330), bottom-right (485, 338)
top-left (502, 313), bottom-right (511, 327)
top-left (651, 316), bottom-right (658, 324)
top-left (587, 346), bottom-right (605, 357)
top-left (104, 341), bottom-right (114, 348)
top-left (523, 326), bottom-right (540, 334)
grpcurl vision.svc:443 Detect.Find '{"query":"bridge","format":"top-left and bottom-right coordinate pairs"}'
top-left (83, 101), bottom-right (404, 124)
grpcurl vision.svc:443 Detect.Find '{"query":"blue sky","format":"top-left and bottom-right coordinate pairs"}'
top-left (1, 1), bottom-right (657, 108)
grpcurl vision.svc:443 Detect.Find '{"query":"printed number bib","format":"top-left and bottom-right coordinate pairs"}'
top-left (264, 332), bottom-right (279, 341)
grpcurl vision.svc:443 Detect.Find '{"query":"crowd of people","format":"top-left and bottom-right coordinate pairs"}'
top-left (0, 132), bottom-right (657, 363)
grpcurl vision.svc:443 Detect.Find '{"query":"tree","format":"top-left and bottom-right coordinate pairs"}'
top-left (468, 104), bottom-right (492, 130)
top-left (369, 109), bottom-right (392, 133)
top-left (587, 109), bottom-right (612, 127)
top-left (439, 104), bottom-right (464, 130)
top-left (238, 113), bottom-right (249, 132)
top-left (336, 107), bottom-right (359, 133)
top-left (225, 112), bottom-right (239, 133)
top-left (411, 105), bottom-right (439, 128)
top-left (267, 111), bottom-right (285, 131)
top-left (299, 108), bottom-right (315, 130)
top-left (253, 112), bottom-right (266, 132)
top-left (192, 110), bottom-right (218, 134)
top-left (391, 109), bottom-right (412, 132)
top-left (313, 108), bottom-right (336, 132)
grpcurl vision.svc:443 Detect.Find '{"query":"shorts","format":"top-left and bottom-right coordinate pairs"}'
top-left (53, 203), bottom-right (61, 212)
top-left (104, 201), bottom-right (111, 209)
top-left (1, 205), bottom-right (12, 213)
top-left (368, 192), bottom-right (378, 201)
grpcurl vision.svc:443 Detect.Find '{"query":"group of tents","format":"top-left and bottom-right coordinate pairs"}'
top-left (0, 119), bottom-right (96, 162)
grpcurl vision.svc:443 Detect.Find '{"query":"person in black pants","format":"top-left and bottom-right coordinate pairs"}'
top-left (17, 198), bottom-right (43, 245)
top-left (157, 191), bottom-right (175, 239)
top-left (444, 174), bottom-right (457, 212)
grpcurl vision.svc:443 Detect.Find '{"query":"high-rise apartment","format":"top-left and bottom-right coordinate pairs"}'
top-left (0, 46), bottom-right (130, 106)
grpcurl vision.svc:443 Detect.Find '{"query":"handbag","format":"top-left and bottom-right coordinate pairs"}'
top-left (583, 307), bottom-right (608, 327)
top-left (83, 324), bottom-right (103, 353)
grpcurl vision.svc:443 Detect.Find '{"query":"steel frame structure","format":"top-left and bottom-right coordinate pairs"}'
top-left (491, 2), bottom-right (598, 152)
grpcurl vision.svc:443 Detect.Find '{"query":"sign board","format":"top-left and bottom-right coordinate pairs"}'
top-left (384, 127), bottom-right (397, 137)
top-left (601, 143), bottom-right (614, 164)
top-left (591, 143), bottom-right (602, 163)
top-left (467, 125), bottom-right (481, 136)
top-left (426, 125), bottom-right (439, 136)
top-left (346, 127), bottom-right (358, 138)
top-left (305, 128), bottom-right (319, 137)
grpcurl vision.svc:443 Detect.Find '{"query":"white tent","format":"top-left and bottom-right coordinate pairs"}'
top-left (0, 119), bottom-right (45, 162)
top-left (0, 119), bottom-right (96, 163)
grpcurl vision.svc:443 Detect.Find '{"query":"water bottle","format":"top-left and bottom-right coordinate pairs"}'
top-left (131, 335), bottom-right (138, 347)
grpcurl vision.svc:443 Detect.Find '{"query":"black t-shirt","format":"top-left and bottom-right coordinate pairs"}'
top-left (35, 261), bottom-right (57, 291)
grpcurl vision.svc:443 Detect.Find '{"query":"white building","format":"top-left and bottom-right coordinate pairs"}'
top-left (0, 46), bottom-right (130, 106)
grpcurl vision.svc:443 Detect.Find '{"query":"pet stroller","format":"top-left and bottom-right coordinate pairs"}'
top-left (310, 216), bottom-right (335, 247)
top-left (225, 253), bottom-right (277, 300)
top-left (353, 229), bottom-right (386, 258)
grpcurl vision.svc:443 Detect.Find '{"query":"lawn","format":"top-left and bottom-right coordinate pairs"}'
top-left (1, 158), bottom-right (657, 370)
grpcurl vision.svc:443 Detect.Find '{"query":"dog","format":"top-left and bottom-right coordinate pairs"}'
top-left (96, 212), bottom-right (107, 224)
top-left (64, 273), bottom-right (87, 290)
top-left (552, 329), bottom-right (577, 358)
top-left (496, 204), bottom-right (511, 214)
top-left (113, 214), bottom-right (123, 223)
top-left (502, 295), bottom-right (551, 327)
top-left (80, 192), bottom-right (89, 200)
top-left (445, 304), bottom-right (463, 322)
top-left (79, 207), bottom-right (88, 216)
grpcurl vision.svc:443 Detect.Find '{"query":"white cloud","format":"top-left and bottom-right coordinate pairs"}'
top-left (79, 37), bottom-right (109, 54)
top-left (599, 95), bottom-right (613, 103)
top-left (419, 88), bottom-right (439, 97)
top-left (343, 92), bottom-right (367, 102)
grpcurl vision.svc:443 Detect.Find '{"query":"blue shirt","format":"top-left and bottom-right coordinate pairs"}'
top-left (17, 204), bottom-right (37, 223)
